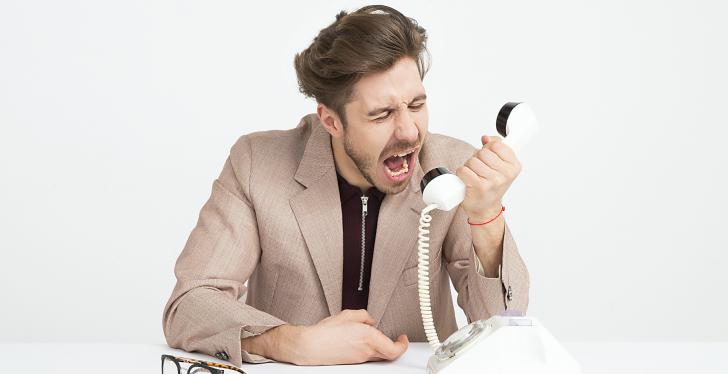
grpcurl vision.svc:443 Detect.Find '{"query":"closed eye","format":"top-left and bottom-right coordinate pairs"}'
top-left (375, 111), bottom-right (393, 122)
top-left (373, 102), bottom-right (425, 122)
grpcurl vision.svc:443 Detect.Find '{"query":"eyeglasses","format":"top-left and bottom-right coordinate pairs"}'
top-left (161, 354), bottom-right (246, 374)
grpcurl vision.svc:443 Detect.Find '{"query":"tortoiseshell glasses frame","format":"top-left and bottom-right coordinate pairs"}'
top-left (161, 354), bottom-right (246, 374)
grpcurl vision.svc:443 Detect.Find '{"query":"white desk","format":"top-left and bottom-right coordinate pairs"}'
top-left (1, 342), bottom-right (726, 373)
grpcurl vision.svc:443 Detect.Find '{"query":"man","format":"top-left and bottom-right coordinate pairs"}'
top-left (163, 5), bottom-right (529, 367)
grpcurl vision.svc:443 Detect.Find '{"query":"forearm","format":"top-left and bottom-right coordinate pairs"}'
top-left (469, 206), bottom-right (506, 278)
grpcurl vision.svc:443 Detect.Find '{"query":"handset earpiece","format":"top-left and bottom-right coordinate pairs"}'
top-left (420, 102), bottom-right (539, 211)
top-left (497, 102), bottom-right (539, 153)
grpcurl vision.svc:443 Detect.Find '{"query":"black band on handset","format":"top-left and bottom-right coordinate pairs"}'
top-left (420, 167), bottom-right (451, 193)
top-left (496, 102), bottom-right (522, 138)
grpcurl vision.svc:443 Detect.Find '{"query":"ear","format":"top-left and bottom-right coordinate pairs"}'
top-left (317, 103), bottom-right (345, 139)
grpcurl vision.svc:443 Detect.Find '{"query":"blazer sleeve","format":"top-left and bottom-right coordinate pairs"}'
top-left (162, 135), bottom-right (285, 367)
top-left (442, 207), bottom-right (530, 322)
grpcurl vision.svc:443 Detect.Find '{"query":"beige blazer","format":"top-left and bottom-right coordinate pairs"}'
top-left (162, 114), bottom-right (529, 366)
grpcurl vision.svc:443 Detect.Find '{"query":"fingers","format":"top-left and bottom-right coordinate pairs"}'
top-left (473, 146), bottom-right (509, 173)
top-left (490, 142), bottom-right (519, 167)
top-left (458, 159), bottom-right (506, 187)
top-left (481, 135), bottom-right (503, 146)
top-left (333, 310), bottom-right (408, 362)
top-left (367, 330), bottom-right (409, 361)
top-left (394, 334), bottom-right (409, 355)
top-left (337, 309), bottom-right (376, 326)
top-left (456, 164), bottom-right (482, 188)
top-left (482, 134), bottom-right (519, 166)
top-left (465, 156), bottom-right (499, 181)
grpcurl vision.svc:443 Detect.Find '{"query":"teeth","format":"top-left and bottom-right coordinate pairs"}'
top-left (386, 157), bottom-right (409, 177)
top-left (395, 149), bottom-right (415, 157)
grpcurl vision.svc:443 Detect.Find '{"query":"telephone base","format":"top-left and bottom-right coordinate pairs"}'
top-left (426, 315), bottom-right (581, 374)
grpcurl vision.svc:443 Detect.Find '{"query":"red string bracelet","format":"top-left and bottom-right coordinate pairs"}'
top-left (467, 206), bottom-right (505, 226)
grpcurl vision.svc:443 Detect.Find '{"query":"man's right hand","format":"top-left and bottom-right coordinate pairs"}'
top-left (241, 309), bottom-right (409, 365)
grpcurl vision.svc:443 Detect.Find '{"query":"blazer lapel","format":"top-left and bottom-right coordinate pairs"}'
top-left (289, 114), bottom-right (435, 322)
top-left (367, 160), bottom-right (428, 326)
top-left (290, 118), bottom-right (343, 316)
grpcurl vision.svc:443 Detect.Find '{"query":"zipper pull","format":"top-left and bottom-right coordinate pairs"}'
top-left (361, 195), bottom-right (369, 216)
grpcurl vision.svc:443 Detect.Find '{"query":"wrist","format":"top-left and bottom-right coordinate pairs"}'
top-left (270, 324), bottom-right (305, 364)
top-left (242, 324), bottom-right (302, 364)
top-left (467, 204), bottom-right (505, 225)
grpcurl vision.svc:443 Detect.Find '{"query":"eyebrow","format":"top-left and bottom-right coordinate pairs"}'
top-left (366, 94), bottom-right (427, 117)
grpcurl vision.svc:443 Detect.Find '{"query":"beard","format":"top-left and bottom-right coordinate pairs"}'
top-left (342, 132), bottom-right (418, 195)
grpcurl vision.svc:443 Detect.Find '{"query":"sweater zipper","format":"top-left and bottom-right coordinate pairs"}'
top-left (358, 195), bottom-right (369, 291)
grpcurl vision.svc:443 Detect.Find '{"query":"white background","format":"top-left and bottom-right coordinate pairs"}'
top-left (1, 0), bottom-right (726, 345)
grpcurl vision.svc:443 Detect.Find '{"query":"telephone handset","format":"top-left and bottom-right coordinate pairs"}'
top-left (417, 103), bottom-right (582, 373)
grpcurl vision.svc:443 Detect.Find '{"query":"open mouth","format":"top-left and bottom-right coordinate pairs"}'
top-left (382, 148), bottom-right (417, 183)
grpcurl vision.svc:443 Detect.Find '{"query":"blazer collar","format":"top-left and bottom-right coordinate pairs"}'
top-left (293, 114), bottom-right (425, 194)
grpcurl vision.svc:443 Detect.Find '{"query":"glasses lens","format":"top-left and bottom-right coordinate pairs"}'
top-left (162, 357), bottom-right (179, 374)
top-left (186, 365), bottom-right (215, 374)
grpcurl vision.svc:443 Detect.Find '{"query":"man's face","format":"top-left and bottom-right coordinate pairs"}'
top-left (340, 57), bottom-right (428, 194)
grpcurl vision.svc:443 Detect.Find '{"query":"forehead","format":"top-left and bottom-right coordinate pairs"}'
top-left (349, 57), bottom-right (425, 110)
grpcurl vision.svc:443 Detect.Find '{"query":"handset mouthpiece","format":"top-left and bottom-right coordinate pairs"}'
top-left (420, 168), bottom-right (464, 211)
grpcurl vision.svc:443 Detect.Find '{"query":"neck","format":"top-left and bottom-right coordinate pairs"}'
top-left (331, 136), bottom-right (372, 192)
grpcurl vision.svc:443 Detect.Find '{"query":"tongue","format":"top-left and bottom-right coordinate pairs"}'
top-left (384, 155), bottom-right (405, 171)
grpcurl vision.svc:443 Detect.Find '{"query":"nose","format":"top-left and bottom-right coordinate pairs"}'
top-left (394, 103), bottom-right (419, 143)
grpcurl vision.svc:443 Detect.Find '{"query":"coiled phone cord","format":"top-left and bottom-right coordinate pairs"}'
top-left (418, 203), bottom-right (441, 350)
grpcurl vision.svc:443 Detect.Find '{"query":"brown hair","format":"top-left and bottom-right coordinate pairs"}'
top-left (294, 5), bottom-right (430, 125)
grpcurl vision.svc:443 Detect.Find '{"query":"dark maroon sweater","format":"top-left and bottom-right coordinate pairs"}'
top-left (336, 173), bottom-right (385, 310)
